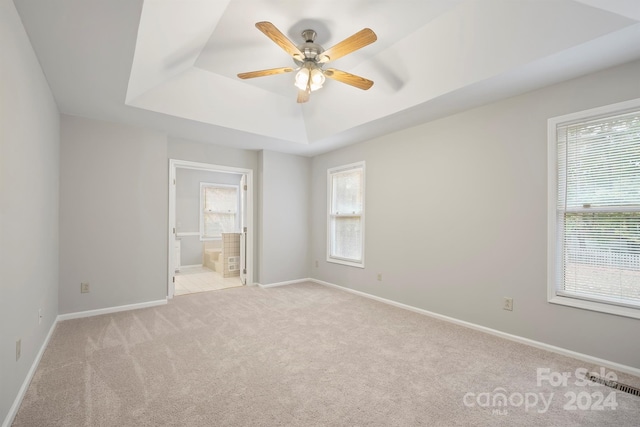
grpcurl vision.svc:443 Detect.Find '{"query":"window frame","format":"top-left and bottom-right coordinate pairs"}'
top-left (199, 182), bottom-right (240, 241)
top-left (327, 161), bottom-right (366, 268)
top-left (547, 97), bottom-right (640, 320)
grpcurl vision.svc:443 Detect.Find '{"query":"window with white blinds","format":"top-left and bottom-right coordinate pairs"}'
top-left (200, 183), bottom-right (239, 239)
top-left (549, 99), bottom-right (640, 318)
top-left (327, 162), bottom-right (365, 268)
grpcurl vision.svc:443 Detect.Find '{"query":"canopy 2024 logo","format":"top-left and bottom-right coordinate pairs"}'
top-left (463, 367), bottom-right (618, 416)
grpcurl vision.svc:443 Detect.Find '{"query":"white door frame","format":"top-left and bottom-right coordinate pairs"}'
top-left (168, 159), bottom-right (254, 298)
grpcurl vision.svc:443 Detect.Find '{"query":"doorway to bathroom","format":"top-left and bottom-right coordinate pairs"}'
top-left (167, 159), bottom-right (253, 298)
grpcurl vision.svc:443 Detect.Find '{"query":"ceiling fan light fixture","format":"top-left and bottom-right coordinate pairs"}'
top-left (310, 68), bottom-right (325, 91)
top-left (294, 67), bottom-right (310, 90)
top-left (294, 63), bottom-right (325, 92)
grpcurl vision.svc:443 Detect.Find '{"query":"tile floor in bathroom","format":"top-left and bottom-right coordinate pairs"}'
top-left (175, 265), bottom-right (243, 296)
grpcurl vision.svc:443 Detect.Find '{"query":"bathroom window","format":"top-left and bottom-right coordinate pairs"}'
top-left (548, 98), bottom-right (640, 319)
top-left (327, 162), bottom-right (365, 268)
top-left (200, 183), bottom-right (239, 240)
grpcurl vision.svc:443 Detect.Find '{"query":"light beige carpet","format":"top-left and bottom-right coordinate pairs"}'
top-left (13, 282), bottom-right (640, 426)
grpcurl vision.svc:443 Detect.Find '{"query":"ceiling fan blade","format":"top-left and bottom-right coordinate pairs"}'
top-left (237, 67), bottom-right (294, 79)
top-left (319, 28), bottom-right (377, 63)
top-left (255, 22), bottom-right (304, 60)
top-left (324, 69), bottom-right (374, 90)
top-left (297, 89), bottom-right (310, 103)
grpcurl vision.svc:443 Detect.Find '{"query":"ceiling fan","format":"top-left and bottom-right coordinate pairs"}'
top-left (237, 22), bottom-right (377, 103)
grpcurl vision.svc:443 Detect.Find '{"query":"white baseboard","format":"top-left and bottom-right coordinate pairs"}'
top-left (2, 318), bottom-right (57, 427)
top-left (258, 278), bottom-right (311, 288)
top-left (310, 278), bottom-right (640, 378)
top-left (3, 298), bottom-right (169, 426)
top-left (57, 299), bottom-right (167, 321)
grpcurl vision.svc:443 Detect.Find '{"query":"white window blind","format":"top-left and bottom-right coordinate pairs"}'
top-left (328, 162), bottom-right (365, 267)
top-left (200, 184), bottom-right (238, 239)
top-left (555, 107), bottom-right (640, 311)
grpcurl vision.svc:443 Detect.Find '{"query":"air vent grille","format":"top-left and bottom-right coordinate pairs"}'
top-left (588, 374), bottom-right (640, 397)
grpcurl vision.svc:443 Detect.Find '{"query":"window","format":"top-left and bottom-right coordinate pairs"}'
top-left (548, 98), bottom-right (640, 319)
top-left (200, 183), bottom-right (239, 239)
top-left (327, 162), bottom-right (365, 267)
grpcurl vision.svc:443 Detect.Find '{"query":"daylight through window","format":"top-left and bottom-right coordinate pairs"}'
top-left (200, 183), bottom-right (238, 239)
top-left (549, 99), bottom-right (640, 318)
top-left (327, 162), bottom-right (365, 268)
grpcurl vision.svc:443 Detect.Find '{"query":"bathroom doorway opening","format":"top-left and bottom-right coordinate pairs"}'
top-left (168, 159), bottom-right (253, 298)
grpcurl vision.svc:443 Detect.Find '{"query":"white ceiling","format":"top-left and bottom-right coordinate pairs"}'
top-left (13, 0), bottom-right (640, 156)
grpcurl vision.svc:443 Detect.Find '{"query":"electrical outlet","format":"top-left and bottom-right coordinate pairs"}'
top-left (16, 339), bottom-right (21, 361)
top-left (503, 297), bottom-right (513, 311)
top-left (38, 308), bottom-right (42, 324)
top-left (377, 273), bottom-right (383, 281)
top-left (81, 282), bottom-right (90, 293)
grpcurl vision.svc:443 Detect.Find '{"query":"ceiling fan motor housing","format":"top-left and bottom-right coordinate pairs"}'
top-left (294, 29), bottom-right (324, 66)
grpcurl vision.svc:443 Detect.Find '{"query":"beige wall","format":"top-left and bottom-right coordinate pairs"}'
top-left (0, 0), bottom-right (60, 423)
top-left (59, 116), bottom-right (168, 313)
top-left (259, 151), bottom-right (311, 285)
top-left (311, 60), bottom-right (640, 369)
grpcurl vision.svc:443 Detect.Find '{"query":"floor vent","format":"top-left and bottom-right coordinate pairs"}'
top-left (588, 374), bottom-right (640, 397)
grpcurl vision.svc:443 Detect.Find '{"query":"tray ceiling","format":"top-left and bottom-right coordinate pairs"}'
top-left (14, 0), bottom-right (640, 155)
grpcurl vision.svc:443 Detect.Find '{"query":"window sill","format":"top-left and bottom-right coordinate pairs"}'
top-left (548, 294), bottom-right (640, 320)
top-left (327, 257), bottom-right (365, 269)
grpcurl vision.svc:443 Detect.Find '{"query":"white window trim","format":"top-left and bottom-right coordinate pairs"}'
top-left (327, 161), bottom-right (366, 268)
top-left (547, 97), bottom-right (640, 320)
top-left (199, 182), bottom-right (240, 241)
